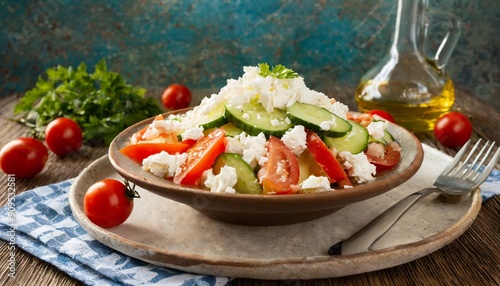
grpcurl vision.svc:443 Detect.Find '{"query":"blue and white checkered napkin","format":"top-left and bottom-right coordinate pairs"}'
top-left (0, 179), bottom-right (230, 286)
top-left (0, 168), bottom-right (499, 285)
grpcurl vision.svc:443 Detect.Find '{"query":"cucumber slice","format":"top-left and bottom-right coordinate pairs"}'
top-left (204, 122), bottom-right (243, 137)
top-left (323, 120), bottom-right (368, 154)
top-left (219, 122), bottom-right (243, 137)
top-left (286, 102), bottom-right (351, 137)
top-left (368, 130), bottom-right (395, 145)
top-left (383, 130), bottom-right (395, 143)
top-left (224, 102), bottom-right (293, 137)
top-left (197, 103), bottom-right (228, 130)
top-left (368, 135), bottom-right (387, 145)
top-left (213, 153), bottom-right (262, 194)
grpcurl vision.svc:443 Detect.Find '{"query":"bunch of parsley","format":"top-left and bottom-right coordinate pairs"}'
top-left (14, 59), bottom-right (162, 145)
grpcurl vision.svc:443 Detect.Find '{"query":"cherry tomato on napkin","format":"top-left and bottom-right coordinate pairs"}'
top-left (84, 179), bottom-right (140, 228)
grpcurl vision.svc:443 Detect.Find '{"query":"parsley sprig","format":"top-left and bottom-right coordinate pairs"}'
top-left (258, 63), bottom-right (298, 79)
top-left (14, 59), bottom-right (162, 145)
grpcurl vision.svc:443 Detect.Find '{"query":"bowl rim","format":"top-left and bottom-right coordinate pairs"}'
top-left (108, 109), bottom-right (424, 213)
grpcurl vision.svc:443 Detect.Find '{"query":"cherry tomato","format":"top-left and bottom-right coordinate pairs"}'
top-left (161, 84), bottom-right (192, 110)
top-left (173, 128), bottom-right (226, 186)
top-left (45, 117), bottom-right (83, 156)
top-left (367, 110), bottom-right (395, 123)
top-left (306, 131), bottom-right (352, 187)
top-left (434, 112), bottom-right (472, 148)
top-left (258, 136), bottom-right (300, 194)
top-left (366, 142), bottom-right (401, 173)
top-left (120, 142), bottom-right (192, 163)
top-left (84, 179), bottom-right (139, 228)
top-left (0, 138), bottom-right (48, 178)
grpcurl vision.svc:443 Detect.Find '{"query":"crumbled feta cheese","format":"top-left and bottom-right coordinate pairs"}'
top-left (366, 142), bottom-right (385, 158)
top-left (140, 119), bottom-right (182, 142)
top-left (203, 167), bottom-right (237, 194)
top-left (225, 137), bottom-right (244, 155)
top-left (331, 101), bottom-right (349, 119)
top-left (301, 175), bottom-right (332, 192)
top-left (242, 113), bottom-right (250, 120)
top-left (142, 151), bottom-right (188, 178)
top-left (237, 132), bottom-right (268, 168)
top-left (281, 125), bottom-right (307, 156)
top-left (181, 126), bottom-right (204, 141)
top-left (339, 151), bottom-right (376, 183)
top-left (319, 119), bottom-right (337, 131)
top-left (270, 119), bottom-right (281, 126)
top-left (297, 88), bottom-right (333, 111)
top-left (367, 120), bottom-right (388, 140)
top-left (214, 65), bottom-right (340, 114)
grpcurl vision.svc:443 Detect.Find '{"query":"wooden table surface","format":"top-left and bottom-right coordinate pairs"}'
top-left (0, 88), bottom-right (499, 286)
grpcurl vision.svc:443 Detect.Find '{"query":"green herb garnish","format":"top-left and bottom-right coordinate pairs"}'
top-left (14, 59), bottom-right (162, 145)
top-left (258, 63), bottom-right (298, 79)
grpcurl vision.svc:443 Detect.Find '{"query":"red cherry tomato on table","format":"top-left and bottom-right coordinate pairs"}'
top-left (367, 110), bottom-right (395, 123)
top-left (434, 112), bottom-right (472, 148)
top-left (258, 136), bottom-right (300, 194)
top-left (161, 84), bottom-right (192, 110)
top-left (0, 138), bottom-right (48, 178)
top-left (84, 179), bottom-right (139, 228)
top-left (45, 117), bottom-right (83, 156)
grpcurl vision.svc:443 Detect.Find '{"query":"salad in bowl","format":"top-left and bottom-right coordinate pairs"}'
top-left (118, 64), bottom-right (403, 195)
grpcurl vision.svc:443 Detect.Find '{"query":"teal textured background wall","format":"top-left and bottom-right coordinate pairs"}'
top-left (1, 0), bottom-right (498, 106)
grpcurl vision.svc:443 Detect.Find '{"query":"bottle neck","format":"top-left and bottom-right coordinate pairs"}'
top-left (390, 0), bottom-right (422, 54)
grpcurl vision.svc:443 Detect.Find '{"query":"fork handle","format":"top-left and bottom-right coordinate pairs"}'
top-left (328, 188), bottom-right (441, 256)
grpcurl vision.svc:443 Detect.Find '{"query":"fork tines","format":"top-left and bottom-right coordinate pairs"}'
top-left (446, 139), bottom-right (500, 182)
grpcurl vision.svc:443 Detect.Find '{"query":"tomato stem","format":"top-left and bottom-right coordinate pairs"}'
top-left (124, 180), bottom-right (141, 199)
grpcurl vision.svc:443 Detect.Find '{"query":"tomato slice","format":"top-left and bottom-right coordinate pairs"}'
top-left (173, 129), bottom-right (227, 186)
top-left (258, 136), bottom-right (300, 194)
top-left (120, 142), bottom-right (192, 163)
top-left (366, 146), bottom-right (401, 173)
top-left (306, 131), bottom-right (352, 187)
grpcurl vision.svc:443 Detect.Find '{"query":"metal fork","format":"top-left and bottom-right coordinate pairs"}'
top-left (329, 139), bottom-right (500, 256)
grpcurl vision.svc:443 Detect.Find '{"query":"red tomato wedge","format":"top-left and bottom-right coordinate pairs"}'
top-left (120, 142), bottom-right (192, 163)
top-left (366, 143), bottom-right (401, 172)
top-left (306, 131), bottom-right (352, 188)
top-left (258, 136), bottom-right (300, 195)
top-left (173, 129), bottom-right (227, 186)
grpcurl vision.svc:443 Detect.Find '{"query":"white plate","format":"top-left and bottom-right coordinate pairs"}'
top-left (69, 145), bottom-right (481, 279)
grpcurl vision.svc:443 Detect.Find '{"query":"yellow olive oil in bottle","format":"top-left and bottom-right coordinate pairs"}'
top-left (355, 0), bottom-right (461, 133)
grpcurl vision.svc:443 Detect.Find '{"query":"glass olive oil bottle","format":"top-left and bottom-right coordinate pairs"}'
top-left (355, 0), bottom-right (461, 132)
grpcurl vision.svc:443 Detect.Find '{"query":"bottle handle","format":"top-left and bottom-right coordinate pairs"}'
top-left (428, 10), bottom-right (462, 70)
